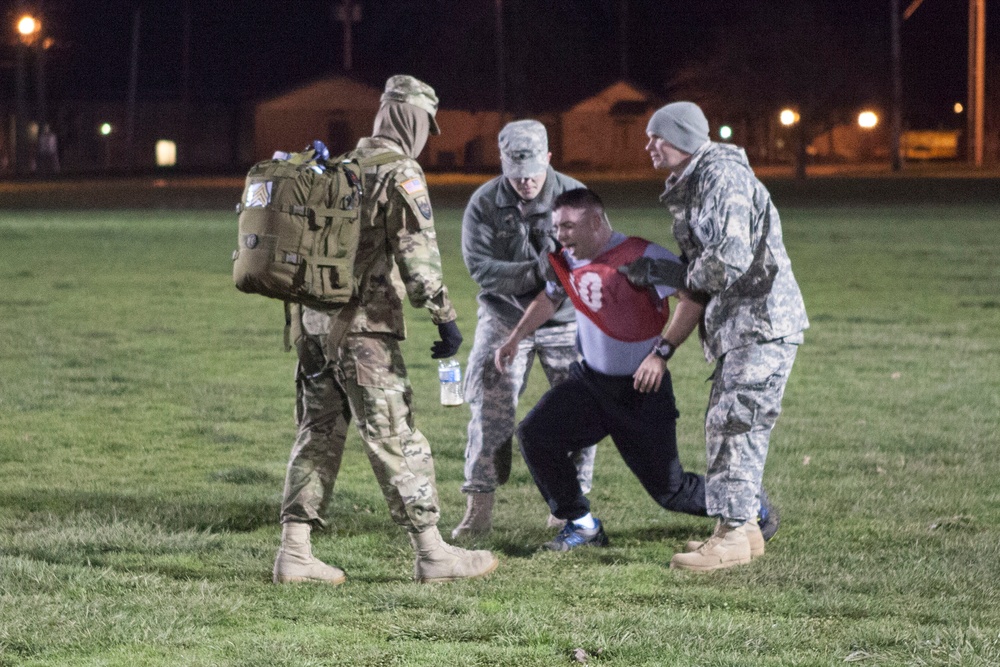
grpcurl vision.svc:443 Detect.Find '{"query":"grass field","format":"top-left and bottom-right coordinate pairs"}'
top-left (1, 177), bottom-right (999, 666)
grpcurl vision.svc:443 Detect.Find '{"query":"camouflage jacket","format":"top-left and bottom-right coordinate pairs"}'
top-left (660, 142), bottom-right (808, 362)
top-left (461, 167), bottom-right (583, 326)
top-left (303, 137), bottom-right (456, 339)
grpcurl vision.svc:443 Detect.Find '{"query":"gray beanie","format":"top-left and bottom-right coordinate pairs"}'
top-left (646, 101), bottom-right (710, 154)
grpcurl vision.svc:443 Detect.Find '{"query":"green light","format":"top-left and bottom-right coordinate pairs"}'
top-left (100, 123), bottom-right (112, 136)
top-left (719, 125), bottom-right (733, 140)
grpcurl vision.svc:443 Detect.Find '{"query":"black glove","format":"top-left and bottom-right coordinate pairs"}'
top-left (431, 320), bottom-right (463, 359)
top-left (617, 257), bottom-right (688, 289)
top-left (535, 236), bottom-right (559, 283)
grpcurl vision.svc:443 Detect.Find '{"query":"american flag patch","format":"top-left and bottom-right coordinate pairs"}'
top-left (400, 178), bottom-right (425, 194)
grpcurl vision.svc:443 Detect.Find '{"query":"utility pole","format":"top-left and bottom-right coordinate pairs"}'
top-left (15, 38), bottom-right (29, 174)
top-left (35, 34), bottom-right (46, 138)
top-left (619, 0), bottom-right (629, 80)
top-left (126, 5), bottom-right (140, 169)
top-left (890, 0), bottom-right (903, 171)
top-left (967, 0), bottom-right (985, 167)
top-left (904, 0), bottom-right (987, 166)
top-left (334, 0), bottom-right (361, 72)
top-left (495, 0), bottom-right (505, 118)
top-left (181, 0), bottom-right (191, 169)
top-left (181, 0), bottom-right (191, 107)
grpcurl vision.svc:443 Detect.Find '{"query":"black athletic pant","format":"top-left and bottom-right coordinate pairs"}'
top-left (517, 361), bottom-right (707, 522)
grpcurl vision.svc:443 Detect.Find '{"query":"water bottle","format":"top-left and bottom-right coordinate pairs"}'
top-left (438, 359), bottom-right (464, 406)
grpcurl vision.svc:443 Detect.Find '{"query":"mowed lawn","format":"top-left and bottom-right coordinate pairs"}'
top-left (1, 177), bottom-right (998, 666)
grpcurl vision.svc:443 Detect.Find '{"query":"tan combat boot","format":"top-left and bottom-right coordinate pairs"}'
top-left (450, 492), bottom-right (494, 539)
top-left (273, 522), bottom-right (346, 585)
top-left (410, 526), bottom-right (499, 583)
top-left (685, 520), bottom-right (765, 558)
top-left (670, 522), bottom-right (753, 572)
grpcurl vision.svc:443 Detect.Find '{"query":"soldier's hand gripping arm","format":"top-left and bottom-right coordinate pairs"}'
top-left (462, 198), bottom-right (553, 296)
top-left (617, 255), bottom-right (689, 289)
top-left (533, 235), bottom-right (559, 283)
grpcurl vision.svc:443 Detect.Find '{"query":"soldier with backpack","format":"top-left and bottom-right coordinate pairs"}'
top-left (268, 75), bottom-right (498, 584)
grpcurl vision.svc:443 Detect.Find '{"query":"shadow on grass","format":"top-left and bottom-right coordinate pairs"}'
top-left (0, 489), bottom-right (279, 533)
top-left (467, 522), bottom-right (704, 561)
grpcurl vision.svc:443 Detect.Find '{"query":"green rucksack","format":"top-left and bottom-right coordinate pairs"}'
top-left (232, 144), bottom-right (401, 310)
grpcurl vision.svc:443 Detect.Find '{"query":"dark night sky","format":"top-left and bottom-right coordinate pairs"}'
top-left (8, 0), bottom-right (998, 129)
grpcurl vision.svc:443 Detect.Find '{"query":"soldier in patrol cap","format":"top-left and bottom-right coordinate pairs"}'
top-left (273, 74), bottom-right (498, 585)
top-left (620, 100), bottom-right (807, 572)
top-left (453, 119), bottom-right (597, 538)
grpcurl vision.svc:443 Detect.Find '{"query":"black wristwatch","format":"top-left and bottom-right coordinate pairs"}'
top-left (653, 338), bottom-right (676, 361)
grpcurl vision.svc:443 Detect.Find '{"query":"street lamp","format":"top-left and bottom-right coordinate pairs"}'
top-left (858, 111), bottom-right (879, 129)
top-left (779, 109), bottom-right (800, 126)
top-left (14, 13), bottom-right (50, 175)
top-left (17, 15), bottom-right (39, 43)
top-left (100, 123), bottom-right (113, 170)
top-left (14, 14), bottom-right (41, 174)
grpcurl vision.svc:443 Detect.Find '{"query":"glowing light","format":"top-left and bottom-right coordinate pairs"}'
top-left (156, 140), bottom-right (177, 167)
top-left (858, 111), bottom-right (878, 129)
top-left (953, 102), bottom-right (964, 114)
top-left (779, 109), bottom-right (800, 126)
top-left (719, 125), bottom-right (733, 140)
top-left (99, 123), bottom-right (113, 136)
top-left (17, 15), bottom-right (38, 37)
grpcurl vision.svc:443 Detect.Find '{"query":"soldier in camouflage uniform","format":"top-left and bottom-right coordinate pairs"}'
top-left (453, 120), bottom-right (596, 538)
top-left (620, 101), bottom-right (808, 572)
top-left (273, 75), bottom-right (498, 585)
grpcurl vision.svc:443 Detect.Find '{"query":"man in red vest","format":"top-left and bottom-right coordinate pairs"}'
top-left (495, 188), bottom-right (714, 551)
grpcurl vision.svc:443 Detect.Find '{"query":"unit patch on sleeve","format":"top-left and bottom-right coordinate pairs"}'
top-left (245, 181), bottom-right (272, 208)
top-left (415, 195), bottom-right (433, 220)
top-left (400, 178), bottom-right (425, 195)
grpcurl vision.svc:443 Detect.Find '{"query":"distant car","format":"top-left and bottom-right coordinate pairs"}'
top-left (902, 130), bottom-right (960, 160)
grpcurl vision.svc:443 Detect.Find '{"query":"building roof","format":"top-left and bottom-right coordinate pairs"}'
top-left (566, 80), bottom-right (659, 114)
top-left (257, 76), bottom-right (382, 112)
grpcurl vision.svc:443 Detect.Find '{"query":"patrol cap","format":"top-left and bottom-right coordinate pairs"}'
top-left (498, 119), bottom-right (549, 179)
top-left (381, 74), bottom-right (441, 135)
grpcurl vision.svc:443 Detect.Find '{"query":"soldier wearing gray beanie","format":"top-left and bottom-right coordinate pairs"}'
top-left (645, 101), bottom-right (710, 154)
top-left (621, 94), bottom-right (808, 575)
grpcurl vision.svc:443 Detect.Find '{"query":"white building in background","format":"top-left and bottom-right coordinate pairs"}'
top-left (253, 76), bottom-right (662, 173)
top-left (253, 76), bottom-right (383, 161)
top-left (558, 80), bottom-right (660, 172)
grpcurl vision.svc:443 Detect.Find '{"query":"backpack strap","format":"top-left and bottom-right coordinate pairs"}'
top-left (283, 299), bottom-right (355, 355)
top-left (350, 150), bottom-right (406, 169)
top-left (321, 151), bottom-right (401, 350)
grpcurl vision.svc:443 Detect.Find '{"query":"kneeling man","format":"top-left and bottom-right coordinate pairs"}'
top-left (495, 188), bottom-right (717, 552)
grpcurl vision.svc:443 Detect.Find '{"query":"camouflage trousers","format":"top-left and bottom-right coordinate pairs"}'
top-left (279, 332), bottom-right (440, 532)
top-left (462, 307), bottom-right (595, 495)
top-left (704, 339), bottom-right (799, 523)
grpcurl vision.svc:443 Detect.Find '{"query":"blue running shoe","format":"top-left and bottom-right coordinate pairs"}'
top-left (758, 489), bottom-right (780, 542)
top-left (543, 518), bottom-right (609, 551)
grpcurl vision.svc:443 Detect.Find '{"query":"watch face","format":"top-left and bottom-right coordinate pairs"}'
top-left (655, 341), bottom-right (674, 359)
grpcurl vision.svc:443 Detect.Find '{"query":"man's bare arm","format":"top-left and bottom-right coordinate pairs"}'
top-left (662, 289), bottom-right (705, 348)
top-left (494, 291), bottom-right (559, 372)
